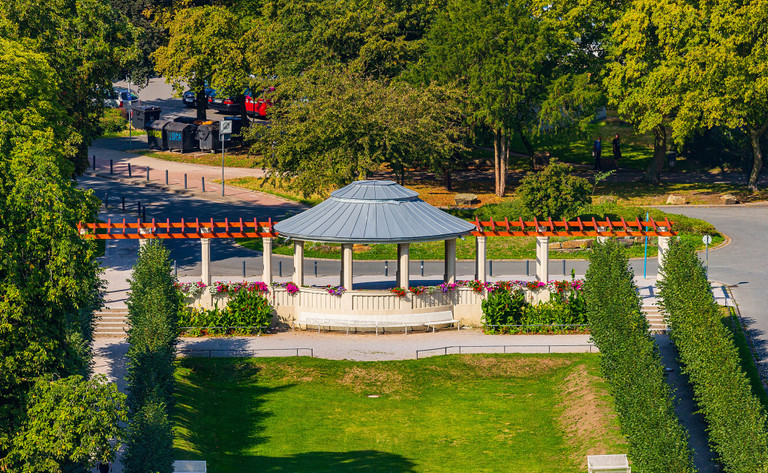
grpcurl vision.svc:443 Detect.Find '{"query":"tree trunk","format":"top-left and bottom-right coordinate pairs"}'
top-left (747, 121), bottom-right (768, 190)
top-left (196, 85), bottom-right (207, 121)
top-left (493, 128), bottom-right (509, 197)
top-left (518, 130), bottom-right (534, 168)
top-left (443, 168), bottom-right (452, 191)
top-left (237, 94), bottom-right (249, 129)
top-left (643, 125), bottom-right (666, 184)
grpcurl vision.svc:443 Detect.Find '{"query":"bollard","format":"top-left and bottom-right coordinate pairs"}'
top-left (104, 193), bottom-right (108, 210)
top-left (184, 174), bottom-right (188, 189)
top-left (279, 261), bottom-right (282, 277)
top-left (137, 201), bottom-right (141, 218)
top-left (385, 260), bottom-right (389, 277)
top-left (526, 260), bottom-right (530, 276)
top-left (128, 162), bottom-right (132, 177)
top-left (563, 260), bottom-right (566, 275)
top-left (146, 167), bottom-right (150, 181)
top-left (121, 196), bottom-right (125, 211)
top-left (142, 206), bottom-right (146, 223)
top-left (202, 177), bottom-right (205, 192)
top-left (490, 260), bottom-right (493, 277)
top-left (314, 260), bottom-right (318, 277)
top-left (109, 159), bottom-right (113, 174)
top-left (92, 155), bottom-right (96, 170)
top-left (174, 260), bottom-right (178, 277)
top-left (165, 170), bottom-right (169, 185)
top-left (421, 260), bottom-right (424, 276)
top-left (243, 260), bottom-right (246, 278)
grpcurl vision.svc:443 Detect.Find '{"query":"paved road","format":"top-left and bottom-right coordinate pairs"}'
top-left (665, 205), bottom-right (768, 376)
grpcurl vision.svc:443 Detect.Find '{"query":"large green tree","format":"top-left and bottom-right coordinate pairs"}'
top-left (0, 0), bottom-right (138, 173)
top-left (249, 68), bottom-right (467, 195)
top-left (0, 38), bottom-right (105, 464)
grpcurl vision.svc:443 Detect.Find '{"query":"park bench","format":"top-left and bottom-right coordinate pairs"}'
top-left (295, 310), bottom-right (458, 334)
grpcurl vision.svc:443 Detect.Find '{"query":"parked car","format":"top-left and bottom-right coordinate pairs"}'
top-left (112, 88), bottom-right (140, 108)
top-left (245, 87), bottom-right (275, 118)
top-left (183, 87), bottom-right (214, 108)
top-left (207, 90), bottom-right (240, 114)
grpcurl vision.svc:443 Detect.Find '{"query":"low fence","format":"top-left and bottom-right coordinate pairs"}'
top-left (415, 344), bottom-right (597, 359)
top-left (178, 347), bottom-right (314, 358)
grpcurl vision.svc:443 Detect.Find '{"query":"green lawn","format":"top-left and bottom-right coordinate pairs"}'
top-left (130, 149), bottom-right (262, 169)
top-left (173, 355), bottom-right (627, 473)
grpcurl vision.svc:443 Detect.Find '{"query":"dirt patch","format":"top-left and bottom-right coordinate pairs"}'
top-left (338, 366), bottom-right (405, 396)
top-left (558, 364), bottom-right (624, 466)
top-left (457, 355), bottom-right (572, 378)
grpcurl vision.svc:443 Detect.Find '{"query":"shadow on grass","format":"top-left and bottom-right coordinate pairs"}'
top-left (173, 357), bottom-right (417, 472)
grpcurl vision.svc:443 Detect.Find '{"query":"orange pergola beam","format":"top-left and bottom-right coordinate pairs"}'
top-left (78, 218), bottom-right (279, 240)
top-left (470, 217), bottom-right (676, 237)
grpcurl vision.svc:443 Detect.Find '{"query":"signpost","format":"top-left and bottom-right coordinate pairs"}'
top-left (702, 234), bottom-right (712, 277)
top-left (219, 120), bottom-right (232, 196)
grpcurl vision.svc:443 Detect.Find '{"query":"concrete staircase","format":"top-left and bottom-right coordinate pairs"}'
top-left (642, 304), bottom-right (668, 333)
top-left (95, 309), bottom-right (129, 338)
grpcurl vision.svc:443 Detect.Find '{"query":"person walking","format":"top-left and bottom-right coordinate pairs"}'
top-left (592, 136), bottom-right (603, 170)
top-left (612, 134), bottom-right (622, 170)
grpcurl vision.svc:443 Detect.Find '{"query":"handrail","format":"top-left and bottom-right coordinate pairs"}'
top-left (415, 344), bottom-right (596, 359)
top-left (178, 347), bottom-right (314, 358)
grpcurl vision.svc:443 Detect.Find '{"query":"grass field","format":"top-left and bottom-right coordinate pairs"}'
top-left (130, 149), bottom-right (262, 169)
top-left (173, 355), bottom-right (628, 472)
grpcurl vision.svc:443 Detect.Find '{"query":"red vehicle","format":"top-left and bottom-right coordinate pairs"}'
top-left (245, 87), bottom-right (274, 118)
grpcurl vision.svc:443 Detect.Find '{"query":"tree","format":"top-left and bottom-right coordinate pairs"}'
top-left (4, 376), bottom-right (127, 473)
top-left (122, 398), bottom-right (173, 473)
top-left (111, 0), bottom-right (172, 84)
top-left (517, 160), bottom-right (591, 219)
top-left (249, 68), bottom-right (466, 195)
top-left (0, 0), bottom-right (139, 173)
top-left (154, 6), bottom-right (248, 121)
top-left (0, 40), bottom-right (103, 450)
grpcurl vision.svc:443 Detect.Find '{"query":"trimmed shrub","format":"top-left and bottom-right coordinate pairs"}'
top-left (99, 107), bottom-right (127, 133)
top-left (659, 240), bottom-right (768, 471)
top-left (122, 397), bottom-right (173, 473)
top-left (481, 289), bottom-right (526, 327)
top-left (585, 240), bottom-right (694, 472)
top-left (518, 160), bottom-right (591, 219)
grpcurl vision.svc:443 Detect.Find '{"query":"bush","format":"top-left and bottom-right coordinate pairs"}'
top-left (518, 160), bottom-right (591, 219)
top-left (99, 107), bottom-right (127, 133)
top-left (481, 289), bottom-right (526, 328)
top-left (659, 240), bottom-right (768, 471)
top-left (481, 283), bottom-right (587, 334)
top-left (177, 288), bottom-right (274, 335)
top-left (122, 397), bottom-right (173, 473)
top-left (585, 240), bottom-right (694, 472)
top-left (226, 289), bottom-right (274, 327)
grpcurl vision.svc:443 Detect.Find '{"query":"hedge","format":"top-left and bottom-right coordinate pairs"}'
top-left (585, 240), bottom-right (694, 472)
top-left (178, 288), bottom-right (273, 335)
top-left (659, 240), bottom-right (768, 472)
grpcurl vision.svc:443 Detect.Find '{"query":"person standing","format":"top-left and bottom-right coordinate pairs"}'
top-left (592, 136), bottom-right (603, 170)
top-left (612, 134), bottom-right (622, 170)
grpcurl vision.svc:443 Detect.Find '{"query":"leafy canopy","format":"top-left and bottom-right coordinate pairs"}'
top-left (518, 161), bottom-right (591, 219)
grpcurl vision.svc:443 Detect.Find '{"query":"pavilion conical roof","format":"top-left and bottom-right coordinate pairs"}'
top-left (274, 180), bottom-right (475, 243)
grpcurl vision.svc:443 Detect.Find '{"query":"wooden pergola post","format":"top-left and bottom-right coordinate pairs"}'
top-left (475, 236), bottom-right (487, 282)
top-left (262, 237), bottom-right (273, 285)
top-left (201, 238), bottom-right (211, 286)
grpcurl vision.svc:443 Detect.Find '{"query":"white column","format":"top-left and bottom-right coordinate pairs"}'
top-left (657, 226), bottom-right (671, 281)
top-left (444, 239), bottom-right (457, 283)
top-left (535, 236), bottom-right (549, 282)
top-left (341, 243), bottom-right (353, 289)
top-left (596, 226), bottom-right (609, 244)
top-left (293, 240), bottom-right (304, 286)
top-left (138, 227), bottom-right (152, 248)
top-left (475, 236), bottom-right (487, 282)
top-left (201, 238), bottom-right (211, 286)
top-left (398, 243), bottom-right (410, 289)
top-left (262, 237), bottom-right (273, 285)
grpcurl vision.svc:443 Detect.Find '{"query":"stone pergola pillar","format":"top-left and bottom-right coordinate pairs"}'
top-left (657, 226), bottom-right (671, 281)
top-left (262, 237), bottom-right (273, 285)
top-left (138, 227), bottom-right (152, 249)
top-left (444, 239), bottom-right (456, 283)
top-left (475, 236), bottom-right (487, 282)
top-left (535, 236), bottom-right (549, 282)
top-left (596, 226), bottom-right (610, 244)
top-left (201, 238), bottom-right (211, 286)
top-left (341, 243), bottom-right (353, 289)
top-left (293, 240), bottom-right (304, 286)
top-left (397, 243), bottom-right (410, 288)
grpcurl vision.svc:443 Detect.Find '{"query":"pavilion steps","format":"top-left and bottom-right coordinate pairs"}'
top-left (642, 304), bottom-right (668, 333)
top-left (95, 309), bottom-right (129, 338)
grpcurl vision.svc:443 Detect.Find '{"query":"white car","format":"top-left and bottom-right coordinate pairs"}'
top-left (111, 88), bottom-right (140, 108)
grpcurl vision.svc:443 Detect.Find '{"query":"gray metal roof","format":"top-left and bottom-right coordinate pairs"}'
top-left (274, 180), bottom-right (476, 243)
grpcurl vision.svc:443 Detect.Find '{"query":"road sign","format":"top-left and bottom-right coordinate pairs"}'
top-left (220, 120), bottom-right (233, 134)
top-left (702, 235), bottom-right (712, 245)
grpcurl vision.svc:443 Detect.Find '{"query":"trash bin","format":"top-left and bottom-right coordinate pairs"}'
top-left (196, 122), bottom-right (221, 152)
top-left (223, 116), bottom-right (244, 141)
top-left (166, 122), bottom-right (198, 153)
top-left (132, 106), bottom-right (161, 130)
top-left (173, 116), bottom-right (197, 124)
top-left (146, 120), bottom-right (172, 150)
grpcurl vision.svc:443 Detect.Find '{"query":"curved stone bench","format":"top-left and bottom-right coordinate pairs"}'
top-left (295, 310), bottom-right (459, 334)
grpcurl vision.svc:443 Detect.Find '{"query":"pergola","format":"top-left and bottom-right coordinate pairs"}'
top-left (273, 180), bottom-right (476, 289)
